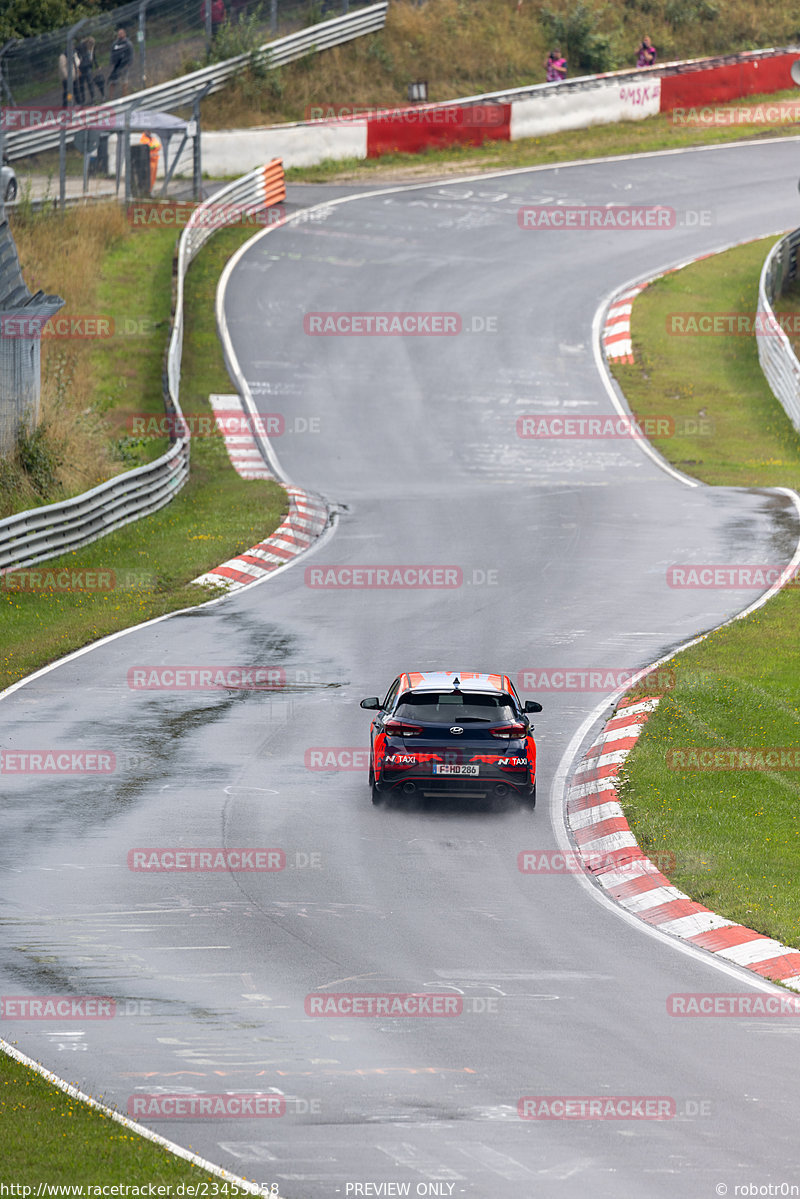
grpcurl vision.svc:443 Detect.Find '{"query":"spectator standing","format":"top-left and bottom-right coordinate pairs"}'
top-left (58, 49), bottom-right (80, 107)
top-left (108, 28), bottom-right (134, 98)
top-left (77, 37), bottom-right (99, 104)
top-left (637, 36), bottom-right (657, 67)
top-left (546, 49), bottom-right (567, 82)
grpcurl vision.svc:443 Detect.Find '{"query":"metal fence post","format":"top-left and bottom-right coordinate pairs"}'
top-left (124, 108), bottom-right (132, 201)
top-left (138, 0), bottom-right (150, 88)
top-left (204, 0), bottom-right (212, 55)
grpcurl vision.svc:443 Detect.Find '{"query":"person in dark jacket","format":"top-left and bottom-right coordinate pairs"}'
top-left (636, 36), bottom-right (657, 67)
top-left (108, 28), bottom-right (134, 98)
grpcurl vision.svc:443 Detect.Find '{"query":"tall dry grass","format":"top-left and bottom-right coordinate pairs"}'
top-left (3, 203), bottom-right (130, 516)
top-left (203, 0), bottom-right (800, 130)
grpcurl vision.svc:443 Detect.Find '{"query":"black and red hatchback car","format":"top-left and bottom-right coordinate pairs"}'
top-left (361, 671), bottom-right (542, 808)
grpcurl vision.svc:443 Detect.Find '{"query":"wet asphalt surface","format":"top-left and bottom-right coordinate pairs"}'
top-left (2, 140), bottom-right (800, 1197)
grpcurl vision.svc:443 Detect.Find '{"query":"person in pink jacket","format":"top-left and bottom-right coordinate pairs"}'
top-left (546, 49), bottom-right (567, 81)
top-left (637, 36), bottom-right (657, 67)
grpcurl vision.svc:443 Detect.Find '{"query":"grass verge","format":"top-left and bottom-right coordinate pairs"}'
top-left (0, 1050), bottom-right (243, 1185)
top-left (0, 219), bottom-right (287, 691)
top-left (609, 238), bottom-right (800, 950)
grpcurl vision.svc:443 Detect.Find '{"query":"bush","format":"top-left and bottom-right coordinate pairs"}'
top-left (539, 3), bottom-right (617, 73)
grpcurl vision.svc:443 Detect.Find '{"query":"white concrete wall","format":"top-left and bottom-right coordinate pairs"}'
top-left (510, 77), bottom-right (661, 140)
top-left (201, 121), bottom-right (368, 175)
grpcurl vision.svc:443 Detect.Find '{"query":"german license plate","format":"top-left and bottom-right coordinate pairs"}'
top-left (433, 764), bottom-right (479, 776)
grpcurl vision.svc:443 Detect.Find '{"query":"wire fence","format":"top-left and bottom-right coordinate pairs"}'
top-left (0, 219), bottom-right (63, 456)
top-left (0, 0), bottom-right (355, 113)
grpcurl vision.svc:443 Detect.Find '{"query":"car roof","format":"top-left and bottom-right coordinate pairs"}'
top-left (399, 672), bottom-right (513, 694)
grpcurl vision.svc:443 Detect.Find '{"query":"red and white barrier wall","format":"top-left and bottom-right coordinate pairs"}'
top-left (200, 46), bottom-right (799, 176)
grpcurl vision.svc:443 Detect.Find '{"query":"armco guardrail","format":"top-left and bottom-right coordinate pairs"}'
top-left (3, 3), bottom-right (388, 161)
top-left (0, 158), bottom-right (286, 575)
top-left (757, 229), bottom-right (800, 434)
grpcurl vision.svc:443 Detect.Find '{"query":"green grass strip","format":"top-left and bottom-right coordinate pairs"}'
top-left (610, 239), bottom-right (800, 950)
top-left (0, 1049), bottom-right (252, 1185)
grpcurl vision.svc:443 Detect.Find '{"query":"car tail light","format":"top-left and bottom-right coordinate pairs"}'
top-left (385, 720), bottom-right (424, 737)
top-left (489, 723), bottom-right (527, 739)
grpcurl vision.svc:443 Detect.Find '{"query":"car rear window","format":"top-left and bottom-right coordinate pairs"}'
top-left (394, 692), bottom-right (516, 723)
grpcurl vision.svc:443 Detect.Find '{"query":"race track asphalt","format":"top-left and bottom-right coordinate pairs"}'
top-left (2, 139), bottom-right (800, 1198)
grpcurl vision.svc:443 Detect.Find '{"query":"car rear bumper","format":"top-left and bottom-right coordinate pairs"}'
top-left (377, 772), bottom-right (534, 799)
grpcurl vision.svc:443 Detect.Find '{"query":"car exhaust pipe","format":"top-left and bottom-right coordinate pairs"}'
top-left (494, 783), bottom-right (509, 798)
top-left (402, 782), bottom-right (417, 794)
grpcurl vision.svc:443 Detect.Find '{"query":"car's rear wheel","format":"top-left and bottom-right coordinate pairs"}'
top-left (522, 782), bottom-right (536, 810)
top-left (369, 761), bottom-right (383, 805)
